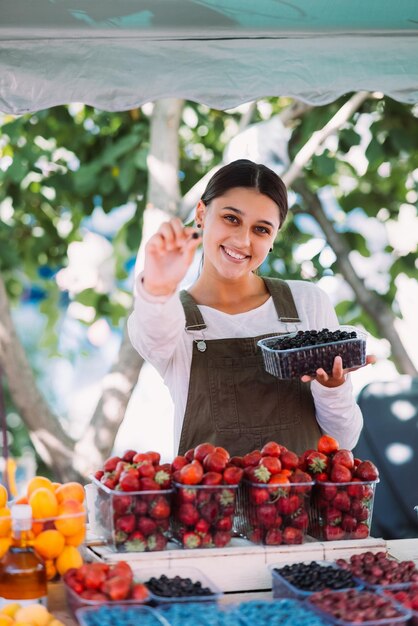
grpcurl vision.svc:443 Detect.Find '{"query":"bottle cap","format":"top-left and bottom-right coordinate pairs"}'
top-left (11, 504), bottom-right (32, 531)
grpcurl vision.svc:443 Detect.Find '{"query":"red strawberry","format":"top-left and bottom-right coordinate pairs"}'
top-left (113, 495), bottom-right (133, 516)
top-left (200, 501), bottom-right (219, 524)
top-left (177, 487), bottom-right (197, 504)
top-left (185, 448), bottom-right (195, 462)
top-left (183, 531), bottom-right (202, 549)
top-left (248, 527), bottom-right (263, 543)
top-left (147, 532), bottom-right (167, 551)
top-left (216, 516), bottom-right (233, 532)
top-left (249, 487), bottom-right (269, 505)
top-left (115, 514), bottom-right (136, 534)
top-left (122, 449), bottom-right (137, 463)
top-left (352, 523), bottom-right (370, 539)
top-left (229, 456), bottom-right (244, 467)
top-left (200, 533), bottom-right (214, 548)
top-left (84, 565), bottom-right (107, 591)
top-left (277, 494), bottom-right (300, 516)
top-left (347, 480), bottom-right (365, 498)
top-left (332, 449), bottom-right (354, 470)
top-left (355, 460), bottom-right (379, 481)
top-left (265, 528), bottom-right (283, 545)
top-left (282, 527), bottom-right (303, 544)
top-left (341, 514), bottom-right (357, 532)
top-left (124, 530), bottom-right (147, 552)
top-left (195, 518), bottom-right (210, 535)
top-left (280, 450), bottom-right (299, 471)
top-left (137, 462), bottom-right (156, 478)
top-left (193, 442), bottom-right (216, 463)
top-left (259, 456), bottom-right (282, 474)
top-left (119, 469), bottom-right (141, 492)
top-left (325, 507), bottom-right (342, 525)
top-left (140, 478), bottom-right (160, 491)
top-left (298, 448), bottom-right (316, 471)
top-left (94, 470), bottom-right (104, 481)
top-left (177, 503), bottom-right (199, 526)
top-left (321, 484), bottom-right (338, 501)
top-left (103, 456), bottom-right (122, 472)
top-left (146, 451), bottom-right (161, 465)
top-left (245, 465), bottom-right (271, 484)
top-left (214, 447), bottom-right (230, 461)
top-left (131, 583), bottom-right (149, 601)
top-left (133, 452), bottom-right (153, 464)
top-left (223, 466), bottom-right (244, 485)
top-left (261, 441), bottom-right (285, 458)
top-left (172, 455), bottom-right (188, 472)
top-left (316, 472), bottom-right (330, 483)
top-left (136, 516), bottom-right (157, 536)
top-left (213, 531), bottom-right (231, 548)
top-left (350, 500), bottom-right (369, 521)
top-left (108, 561), bottom-right (133, 581)
top-left (305, 451), bottom-right (329, 475)
top-left (134, 498), bottom-right (148, 516)
top-left (202, 471), bottom-right (223, 485)
top-left (324, 525), bottom-right (345, 541)
top-left (154, 468), bottom-right (171, 489)
top-left (149, 495), bottom-right (171, 519)
top-left (330, 464), bottom-right (352, 483)
top-left (317, 435), bottom-right (340, 455)
top-left (101, 575), bottom-right (131, 600)
top-left (179, 460), bottom-right (204, 485)
top-left (101, 473), bottom-right (118, 490)
top-left (203, 452), bottom-right (228, 473)
top-left (291, 510), bottom-right (309, 530)
top-left (332, 491), bottom-right (351, 512)
top-left (256, 504), bottom-right (276, 528)
top-left (80, 590), bottom-right (108, 601)
top-left (242, 450), bottom-right (262, 467)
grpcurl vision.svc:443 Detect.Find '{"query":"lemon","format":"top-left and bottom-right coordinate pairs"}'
top-left (0, 602), bottom-right (20, 618)
top-left (14, 604), bottom-right (51, 626)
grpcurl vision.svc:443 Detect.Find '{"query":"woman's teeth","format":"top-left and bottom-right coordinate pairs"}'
top-left (223, 246), bottom-right (247, 260)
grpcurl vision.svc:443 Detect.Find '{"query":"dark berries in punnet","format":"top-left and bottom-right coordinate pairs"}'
top-left (145, 573), bottom-right (215, 599)
top-left (274, 561), bottom-right (357, 592)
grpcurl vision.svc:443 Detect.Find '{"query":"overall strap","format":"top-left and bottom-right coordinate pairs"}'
top-left (179, 290), bottom-right (207, 331)
top-left (263, 277), bottom-right (301, 324)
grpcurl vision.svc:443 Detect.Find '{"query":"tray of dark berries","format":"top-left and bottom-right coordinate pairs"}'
top-left (306, 588), bottom-right (412, 626)
top-left (76, 604), bottom-right (167, 626)
top-left (269, 561), bottom-right (361, 600)
top-left (335, 552), bottom-right (418, 590)
top-left (257, 326), bottom-right (367, 379)
top-left (134, 566), bottom-right (223, 603)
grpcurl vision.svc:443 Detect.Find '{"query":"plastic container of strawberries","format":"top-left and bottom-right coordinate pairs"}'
top-left (308, 479), bottom-right (379, 541)
top-left (76, 604), bottom-right (167, 626)
top-left (257, 325), bottom-right (367, 380)
top-left (269, 561), bottom-right (361, 600)
top-left (90, 476), bottom-right (173, 552)
top-left (134, 565), bottom-right (223, 604)
top-left (171, 482), bottom-right (239, 549)
top-left (64, 580), bottom-right (150, 619)
top-left (234, 478), bottom-right (313, 546)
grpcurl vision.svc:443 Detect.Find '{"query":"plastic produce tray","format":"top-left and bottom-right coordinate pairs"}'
top-left (133, 565), bottom-right (223, 603)
top-left (258, 325), bottom-right (367, 379)
top-left (77, 604), bottom-right (168, 626)
top-left (269, 561), bottom-right (361, 600)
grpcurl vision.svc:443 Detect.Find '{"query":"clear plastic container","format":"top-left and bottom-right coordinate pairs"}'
top-left (234, 478), bottom-right (313, 545)
top-left (172, 482), bottom-right (239, 549)
top-left (309, 480), bottom-right (379, 541)
top-left (306, 590), bottom-right (412, 626)
top-left (76, 604), bottom-right (168, 626)
top-left (378, 585), bottom-right (418, 626)
top-left (134, 565), bottom-right (223, 603)
top-left (91, 476), bottom-right (173, 552)
top-left (269, 561), bottom-right (361, 599)
top-left (157, 602), bottom-right (247, 626)
top-left (257, 325), bottom-right (367, 379)
top-left (236, 598), bottom-right (329, 626)
top-left (64, 579), bottom-right (150, 618)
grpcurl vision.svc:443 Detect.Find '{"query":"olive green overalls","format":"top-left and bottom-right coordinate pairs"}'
top-left (178, 277), bottom-right (321, 456)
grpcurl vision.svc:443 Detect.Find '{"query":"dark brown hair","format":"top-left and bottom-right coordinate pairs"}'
top-left (200, 159), bottom-right (288, 227)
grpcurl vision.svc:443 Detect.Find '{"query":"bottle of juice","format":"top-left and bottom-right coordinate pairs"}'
top-left (0, 504), bottom-right (47, 606)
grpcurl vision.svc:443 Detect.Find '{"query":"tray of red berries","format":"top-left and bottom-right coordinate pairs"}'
top-left (257, 326), bottom-right (367, 379)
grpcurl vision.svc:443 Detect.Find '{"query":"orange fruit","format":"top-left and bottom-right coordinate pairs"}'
top-left (34, 529), bottom-right (65, 560)
top-left (27, 476), bottom-right (55, 499)
top-left (55, 482), bottom-right (85, 504)
top-left (0, 508), bottom-right (11, 537)
top-left (51, 482), bottom-right (62, 491)
top-left (55, 545), bottom-right (83, 576)
top-left (65, 526), bottom-right (86, 547)
top-left (14, 495), bottom-right (29, 505)
top-left (0, 537), bottom-right (11, 558)
top-left (54, 500), bottom-right (85, 537)
top-left (0, 485), bottom-right (8, 509)
top-left (44, 558), bottom-right (57, 581)
top-left (31, 521), bottom-right (45, 536)
top-left (29, 488), bottom-right (58, 520)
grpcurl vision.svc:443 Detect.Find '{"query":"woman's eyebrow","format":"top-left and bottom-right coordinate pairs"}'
top-left (221, 206), bottom-right (275, 228)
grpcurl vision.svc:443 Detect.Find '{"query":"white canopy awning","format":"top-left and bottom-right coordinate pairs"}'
top-left (1, 0), bottom-right (418, 114)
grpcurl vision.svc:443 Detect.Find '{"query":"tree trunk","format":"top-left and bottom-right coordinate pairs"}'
top-left (0, 274), bottom-right (80, 481)
top-left (293, 182), bottom-right (418, 376)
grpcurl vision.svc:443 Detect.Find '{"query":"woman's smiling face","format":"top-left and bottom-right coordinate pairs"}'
top-left (196, 187), bottom-right (281, 280)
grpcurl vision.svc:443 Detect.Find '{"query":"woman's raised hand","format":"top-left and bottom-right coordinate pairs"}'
top-left (143, 218), bottom-right (202, 296)
top-left (301, 355), bottom-right (376, 388)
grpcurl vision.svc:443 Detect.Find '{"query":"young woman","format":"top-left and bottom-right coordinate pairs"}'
top-left (128, 159), bottom-right (373, 457)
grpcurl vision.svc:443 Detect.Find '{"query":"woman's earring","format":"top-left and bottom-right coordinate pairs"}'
top-left (197, 224), bottom-right (202, 229)
top-left (269, 247), bottom-right (273, 252)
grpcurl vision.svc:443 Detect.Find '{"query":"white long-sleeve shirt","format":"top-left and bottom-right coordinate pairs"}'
top-left (128, 276), bottom-right (363, 455)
